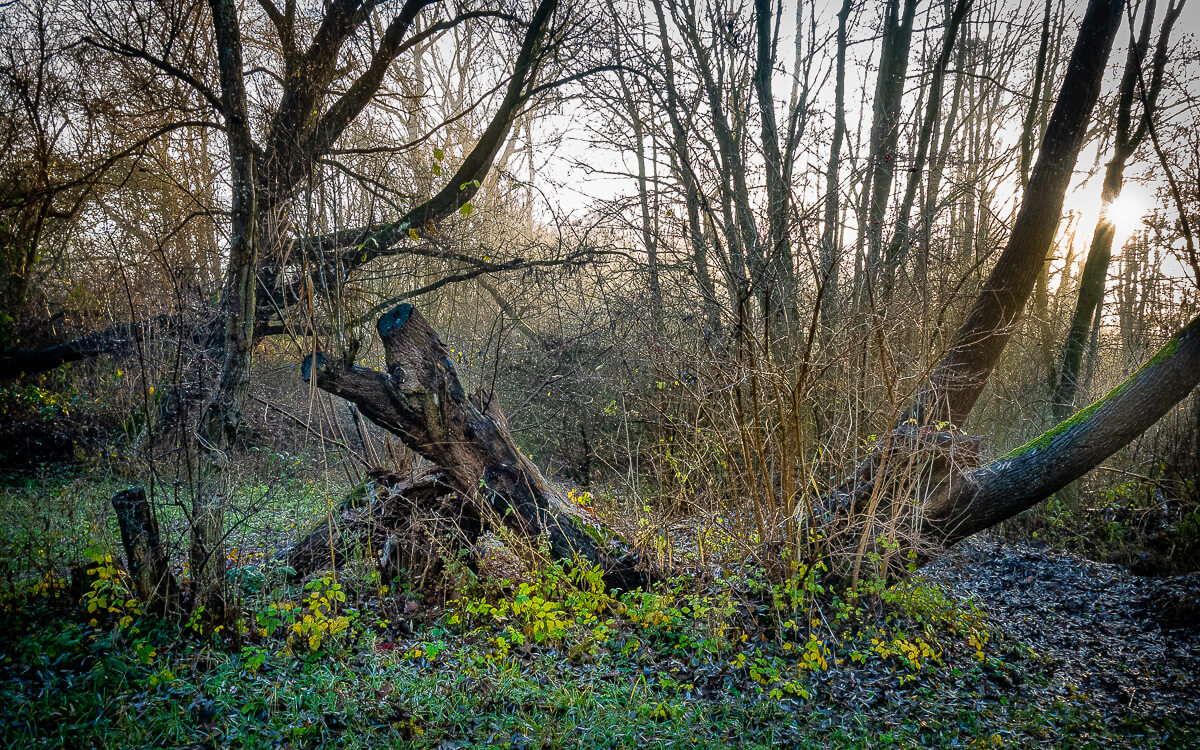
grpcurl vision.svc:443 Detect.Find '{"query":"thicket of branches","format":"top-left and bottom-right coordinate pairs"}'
top-left (1, 0), bottom-right (1198, 624)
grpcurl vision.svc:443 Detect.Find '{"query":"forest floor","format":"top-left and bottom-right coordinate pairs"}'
top-left (924, 536), bottom-right (1200, 719)
top-left (1, 474), bottom-right (1198, 748)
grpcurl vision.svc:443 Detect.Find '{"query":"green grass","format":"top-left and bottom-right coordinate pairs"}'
top-left (2, 599), bottom-right (1193, 749)
top-left (2, 471), bottom-right (1196, 749)
top-left (0, 461), bottom-right (349, 587)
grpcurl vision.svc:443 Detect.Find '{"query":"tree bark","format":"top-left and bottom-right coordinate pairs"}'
top-left (302, 303), bottom-right (647, 591)
top-left (280, 471), bottom-right (472, 580)
top-left (819, 0), bottom-right (853, 336)
top-left (1018, 0), bottom-right (1056, 189)
top-left (859, 0), bottom-right (917, 293)
top-left (754, 0), bottom-right (797, 344)
top-left (190, 0), bottom-right (259, 627)
top-left (925, 311), bottom-right (1200, 545)
top-left (111, 486), bottom-right (181, 618)
top-left (0, 316), bottom-right (205, 381)
top-left (651, 0), bottom-right (722, 335)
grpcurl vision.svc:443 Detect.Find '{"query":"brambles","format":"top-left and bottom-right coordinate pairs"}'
top-left (290, 574), bottom-right (358, 652)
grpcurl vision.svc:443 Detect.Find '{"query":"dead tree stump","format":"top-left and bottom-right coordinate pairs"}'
top-left (302, 303), bottom-right (647, 591)
top-left (111, 486), bottom-right (181, 618)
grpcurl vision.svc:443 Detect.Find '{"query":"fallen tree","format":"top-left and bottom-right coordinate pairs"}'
top-left (923, 311), bottom-right (1200, 546)
top-left (301, 303), bottom-right (647, 591)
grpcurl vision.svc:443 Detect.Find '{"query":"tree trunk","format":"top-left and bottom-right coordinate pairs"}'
top-left (754, 0), bottom-right (797, 345)
top-left (882, 0), bottom-right (971, 288)
top-left (925, 311), bottom-right (1200, 546)
top-left (190, 0), bottom-right (259, 627)
top-left (819, 0), bottom-right (853, 336)
top-left (280, 471), bottom-right (472, 581)
top-left (302, 303), bottom-right (647, 591)
top-left (860, 0), bottom-right (917, 293)
top-left (111, 486), bottom-right (181, 618)
top-left (1018, 0), bottom-right (1056, 188)
top-left (909, 0), bottom-right (1125, 427)
top-left (1052, 0), bottom-right (1182, 419)
top-left (652, 0), bottom-right (721, 335)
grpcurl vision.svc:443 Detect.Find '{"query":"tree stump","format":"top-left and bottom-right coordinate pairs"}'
top-left (111, 486), bottom-right (181, 618)
top-left (302, 303), bottom-right (647, 591)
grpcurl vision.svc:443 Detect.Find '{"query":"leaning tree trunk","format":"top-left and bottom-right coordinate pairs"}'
top-left (302, 303), bottom-right (647, 591)
top-left (827, 0), bottom-right (1132, 579)
top-left (910, 0), bottom-right (1125, 427)
top-left (829, 312), bottom-right (1200, 581)
top-left (924, 311), bottom-right (1200, 546)
top-left (842, 0), bottom-right (1124, 499)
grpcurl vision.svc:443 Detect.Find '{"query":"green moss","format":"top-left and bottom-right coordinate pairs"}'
top-left (1003, 333), bottom-right (1181, 460)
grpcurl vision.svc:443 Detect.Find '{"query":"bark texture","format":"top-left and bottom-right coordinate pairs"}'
top-left (860, 0), bottom-right (917, 288)
top-left (926, 312), bottom-right (1200, 545)
top-left (281, 470), bottom-right (474, 585)
top-left (819, 0), bottom-right (853, 335)
top-left (190, 0), bottom-right (259, 626)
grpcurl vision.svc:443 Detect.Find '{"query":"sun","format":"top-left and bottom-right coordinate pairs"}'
top-left (1101, 190), bottom-right (1148, 247)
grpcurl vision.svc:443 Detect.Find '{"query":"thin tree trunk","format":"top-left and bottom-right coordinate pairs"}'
top-left (652, 0), bottom-right (721, 334)
top-left (860, 0), bottom-right (918, 293)
top-left (1019, 0), bottom-right (1056, 188)
top-left (754, 0), bottom-right (796, 345)
top-left (820, 0), bottom-right (853, 336)
top-left (672, 2), bottom-right (762, 319)
top-left (190, 0), bottom-right (259, 627)
top-left (882, 0), bottom-right (971, 286)
top-left (1024, 0), bottom-right (1067, 385)
top-left (919, 26), bottom-right (966, 270)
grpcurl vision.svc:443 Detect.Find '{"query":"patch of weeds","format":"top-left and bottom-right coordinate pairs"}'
top-left (1007, 477), bottom-right (1200, 574)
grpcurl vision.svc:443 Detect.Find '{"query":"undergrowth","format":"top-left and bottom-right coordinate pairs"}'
top-left (1, 473), bottom-right (1196, 748)
top-left (1005, 475), bottom-right (1200, 574)
top-left (1, 548), bottom-right (1194, 749)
